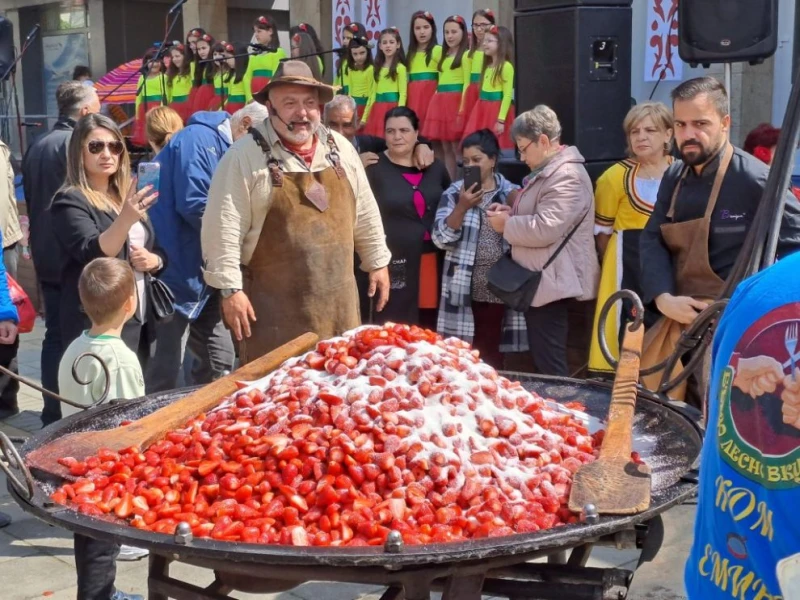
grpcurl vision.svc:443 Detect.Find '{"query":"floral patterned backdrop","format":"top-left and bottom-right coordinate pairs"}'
top-left (644, 0), bottom-right (682, 82)
top-left (331, 0), bottom-right (387, 70)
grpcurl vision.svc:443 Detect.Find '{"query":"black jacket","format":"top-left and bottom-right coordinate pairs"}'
top-left (640, 145), bottom-right (800, 303)
top-left (21, 116), bottom-right (76, 284)
top-left (50, 188), bottom-right (166, 348)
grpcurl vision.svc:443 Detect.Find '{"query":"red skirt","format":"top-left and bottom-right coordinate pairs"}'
top-left (169, 100), bottom-right (192, 124)
top-left (189, 84), bottom-right (217, 113)
top-left (462, 83), bottom-right (480, 121)
top-left (131, 104), bottom-right (148, 148)
top-left (363, 101), bottom-right (397, 137)
top-left (407, 79), bottom-right (438, 126)
top-left (224, 101), bottom-right (245, 115)
top-left (462, 99), bottom-right (515, 149)
top-left (421, 91), bottom-right (465, 142)
top-left (251, 76), bottom-right (269, 98)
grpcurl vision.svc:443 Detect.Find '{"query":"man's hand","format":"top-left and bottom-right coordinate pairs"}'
top-left (655, 293), bottom-right (709, 325)
top-left (0, 321), bottom-right (17, 344)
top-left (360, 152), bottom-right (380, 168)
top-left (781, 369), bottom-right (800, 429)
top-left (368, 267), bottom-right (390, 313)
top-left (413, 144), bottom-right (435, 169)
top-left (733, 355), bottom-right (784, 398)
top-left (222, 291), bottom-right (256, 341)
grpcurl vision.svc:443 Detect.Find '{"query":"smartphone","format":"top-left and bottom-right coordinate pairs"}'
top-left (463, 166), bottom-right (482, 192)
top-left (777, 553), bottom-right (800, 598)
top-left (137, 162), bottom-right (161, 199)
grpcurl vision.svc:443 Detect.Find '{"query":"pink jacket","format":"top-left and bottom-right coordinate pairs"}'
top-left (504, 146), bottom-right (600, 308)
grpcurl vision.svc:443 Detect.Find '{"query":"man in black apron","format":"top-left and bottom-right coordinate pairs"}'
top-left (640, 76), bottom-right (800, 406)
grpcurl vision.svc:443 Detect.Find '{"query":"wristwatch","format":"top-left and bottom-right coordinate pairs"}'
top-left (220, 288), bottom-right (241, 299)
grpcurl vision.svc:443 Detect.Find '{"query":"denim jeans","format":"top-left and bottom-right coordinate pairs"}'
top-left (146, 292), bottom-right (234, 393)
top-left (74, 533), bottom-right (119, 600)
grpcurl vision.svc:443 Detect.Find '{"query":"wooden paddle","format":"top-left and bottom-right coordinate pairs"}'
top-left (569, 323), bottom-right (651, 515)
top-left (26, 332), bottom-right (319, 480)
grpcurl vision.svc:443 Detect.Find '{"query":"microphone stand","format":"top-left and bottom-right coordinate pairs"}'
top-left (1, 27), bottom-right (39, 152)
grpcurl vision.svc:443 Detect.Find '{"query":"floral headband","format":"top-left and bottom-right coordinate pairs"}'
top-left (348, 23), bottom-right (360, 32)
top-left (414, 11), bottom-right (434, 21)
top-left (487, 25), bottom-right (499, 35)
top-left (257, 16), bottom-right (273, 27)
top-left (484, 9), bottom-right (495, 18)
top-left (450, 15), bottom-right (466, 25)
top-left (199, 33), bottom-right (213, 43)
top-left (171, 41), bottom-right (185, 51)
top-left (189, 29), bottom-right (202, 37)
top-left (298, 23), bottom-right (308, 32)
top-left (291, 33), bottom-right (301, 44)
top-left (218, 41), bottom-right (234, 53)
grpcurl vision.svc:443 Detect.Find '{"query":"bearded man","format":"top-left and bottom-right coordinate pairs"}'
top-left (639, 76), bottom-right (800, 405)
top-left (201, 61), bottom-right (391, 362)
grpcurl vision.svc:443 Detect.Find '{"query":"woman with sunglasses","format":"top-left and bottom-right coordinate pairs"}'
top-left (50, 114), bottom-right (166, 364)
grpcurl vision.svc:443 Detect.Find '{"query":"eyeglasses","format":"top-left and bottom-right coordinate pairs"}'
top-left (87, 140), bottom-right (125, 155)
top-left (472, 22), bottom-right (491, 30)
top-left (517, 140), bottom-right (535, 155)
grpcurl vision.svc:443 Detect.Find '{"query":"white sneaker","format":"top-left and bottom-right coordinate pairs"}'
top-left (117, 545), bottom-right (149, 561)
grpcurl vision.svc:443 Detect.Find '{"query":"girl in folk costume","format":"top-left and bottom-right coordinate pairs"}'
top-left (291, 23), bottom-right (325, 78)
top-left (362, 27), bottom-right (407, 137)
top-left (422, 15), bottom-right (471, 180)
top-left (588, 103), bottom-right (674, 375)
top-left (212, 42), bottom-right (252, 114)
top-left (463, 9), bottom-right (495, 119)
top-left (462, 25), bottom-right (515, 150)
top-left (336, 21), bottom-right (367, 89)
top-left (291, 32), bottom-right (323, 81)
top-left (166, 42), bottom-right (193, 122)
top-left (133, 47), bottom-right (167, 148)
top-left (342, 35), bottom-right (374, 122)
top-left (189, 32), bottom-right (217, 112)
top-left (406, 11), bottom-right (442, 129)
top-left (185, 27), bottom-right (202, 79)
top-left (247, 14), bottom-right (287, 97)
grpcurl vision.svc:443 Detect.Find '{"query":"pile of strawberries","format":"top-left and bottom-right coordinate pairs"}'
top-left (52, 324), bottom-right (600, 547)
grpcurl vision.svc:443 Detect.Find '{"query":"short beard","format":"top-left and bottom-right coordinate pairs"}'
top-left (680, 138), bottom-right (723, 166)
top-left (273, 117), bottom-right (320, 145)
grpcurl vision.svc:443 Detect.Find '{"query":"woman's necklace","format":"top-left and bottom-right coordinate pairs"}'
top-left (637, 158), bottom-right (669, 180)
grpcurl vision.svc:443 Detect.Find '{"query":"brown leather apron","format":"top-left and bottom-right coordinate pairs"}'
top-left (239, 131), bottom-right (361, 364)
top-left (641, 144), bottom-right (733, 403)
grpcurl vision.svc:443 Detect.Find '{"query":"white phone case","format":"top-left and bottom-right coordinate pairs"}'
top-left (777, 553), bottom-right (800, 599)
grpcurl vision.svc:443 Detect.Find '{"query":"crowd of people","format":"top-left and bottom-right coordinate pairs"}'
top-left (0, 8), bottom-right (798, 600)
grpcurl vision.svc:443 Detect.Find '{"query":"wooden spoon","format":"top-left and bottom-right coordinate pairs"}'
top-left (568, 323), bottom-right (651, 515)
top-left (26, 333), bottom-right (318, 480)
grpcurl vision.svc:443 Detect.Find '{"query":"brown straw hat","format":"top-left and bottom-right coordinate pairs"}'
top-left (253, 60), bottom-right (338, 105)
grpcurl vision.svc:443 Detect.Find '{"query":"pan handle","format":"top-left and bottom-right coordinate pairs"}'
top-left (596, 289), bottom-right (646, 371)
top-left (0, 432), bottom-right (35, 501)
top-left (0, 352), bottom-right (111, 411)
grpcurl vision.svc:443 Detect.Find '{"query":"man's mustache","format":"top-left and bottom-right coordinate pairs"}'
top-left (681, 139), bottom-right (702, 150)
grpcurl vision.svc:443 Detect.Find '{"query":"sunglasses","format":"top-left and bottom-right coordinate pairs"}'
top-left (87, 140), bottom-right (125, 156)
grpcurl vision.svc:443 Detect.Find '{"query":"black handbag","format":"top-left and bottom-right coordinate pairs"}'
top-left (487, 210), bottom-right (589, 312)
top-left (146, 274), bottom-right (175, 321)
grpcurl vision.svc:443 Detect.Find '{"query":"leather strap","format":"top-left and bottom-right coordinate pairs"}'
top-left (667, 143), bottom-right (733, 220)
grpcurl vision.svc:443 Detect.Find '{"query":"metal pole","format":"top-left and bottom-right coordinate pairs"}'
top-left (724, 63), bottom-right (732, 141)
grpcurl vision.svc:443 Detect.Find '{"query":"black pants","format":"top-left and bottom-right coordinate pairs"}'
top-left (0, 337), bottom-right (19, 412)
top-left (524, 299), bottom-right (570, 377)
top-left (40, 282), bottom-right (64, 426)
top-left (74, 533), bottom-right (119, 600)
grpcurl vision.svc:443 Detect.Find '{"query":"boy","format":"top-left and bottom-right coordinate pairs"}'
top-left (58, 258), bottom-right (144, 600)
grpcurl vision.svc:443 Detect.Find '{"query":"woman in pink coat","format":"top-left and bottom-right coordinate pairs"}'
top-left (486, 105), bottom-right (599, 376)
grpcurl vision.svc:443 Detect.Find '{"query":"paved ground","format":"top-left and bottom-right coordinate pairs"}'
top-left (0, 320), bottom-right (694, 599)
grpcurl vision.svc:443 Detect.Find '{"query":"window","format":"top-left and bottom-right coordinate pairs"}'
top-left (42, 1), bottom-right (89, 32)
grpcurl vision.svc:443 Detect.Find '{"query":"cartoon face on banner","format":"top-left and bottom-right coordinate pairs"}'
top-left (362, 0), bottom-right (384, 48)
top-left (719, 303), bottom-right (800, 490)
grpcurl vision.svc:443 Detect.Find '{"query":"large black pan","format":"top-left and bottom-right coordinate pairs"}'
top-left (6, 373), bottom-right (702, 569)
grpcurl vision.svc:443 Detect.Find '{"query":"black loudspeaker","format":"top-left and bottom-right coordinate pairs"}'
top-left (515, 5), bottom-right (632, 163)
top-left (678, 0), bottom-right (778, 66)
top-left (0, 17), bottom-right (14, 81)
top-left (515, 0), bottom-right (631, 10)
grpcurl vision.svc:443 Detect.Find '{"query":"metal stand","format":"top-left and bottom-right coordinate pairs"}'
top-left (142, 517), bottom-right (663, 600)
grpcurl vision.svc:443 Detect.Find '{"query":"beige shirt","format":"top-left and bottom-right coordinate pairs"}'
top-left (0, 141), bottom-right (22, 249)
top-left (201, 120), bottom-right (391, 290)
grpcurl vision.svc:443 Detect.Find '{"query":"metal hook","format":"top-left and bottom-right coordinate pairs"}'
top-left (0, 352), bottom-right (111, 411)
top-left (0, 431), bottom-right (34, 501)
top-left (596, 289), bottom-right (645, 370)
